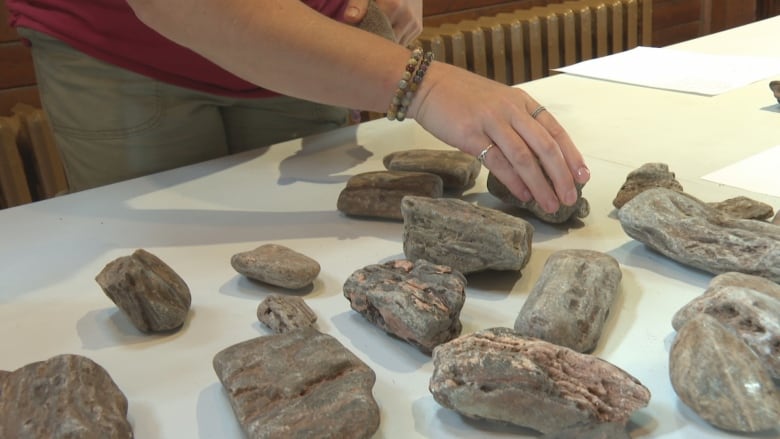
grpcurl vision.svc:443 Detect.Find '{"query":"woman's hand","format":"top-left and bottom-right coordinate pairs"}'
top-left (343, 0), bottom-right (423, 46)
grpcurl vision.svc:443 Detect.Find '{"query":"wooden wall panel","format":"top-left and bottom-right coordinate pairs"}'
top-left (0, 0), bottom-right (41, 117)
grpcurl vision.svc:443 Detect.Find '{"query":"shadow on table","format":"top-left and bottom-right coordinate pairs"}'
top-left (196, 382), bottom-right (244, 439)
top-left (606, 240), bottom-right (713, 290)
top-left (76, 307), bottom-right (192, 350)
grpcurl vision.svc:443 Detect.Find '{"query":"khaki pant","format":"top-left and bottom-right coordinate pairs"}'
top-left (20, 28), bottom-right (349, 192)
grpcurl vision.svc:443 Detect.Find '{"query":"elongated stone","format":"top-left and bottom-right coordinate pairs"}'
top-left (618, 188), bottom-right (780, 283)
top-left (231, 244), bottom-right (320, 289)
top-left (670, 314), bottom-right (780, 432)
top-left (256, 294), bottom-right (317, 334)
top-left (514, 250), bottom-right (622, 353)
top-left (337, 170), bottom-right (443, 219)
top-left (487, 172), bottom-right (589, 223)
top-left (706, 196), bottom-right (774, 220)
top-left (402, 196), bottom-right (534, 274)
top-left (343, 259), bottom-right (466, 354)
top-left (708, 271), bottom-right (780, 301)
top-left (429, 328), bottom-right (650, 434)
top-left (213, 328), bottom-right (379, 439)
top-left (612, 163), bottom-right (683, 208)
top-left (382, 149), bottom-right (481, 190)
top-left (96, 248), bottom-right (191, 333)
top-left (0, 354), bottom-right (133, 439)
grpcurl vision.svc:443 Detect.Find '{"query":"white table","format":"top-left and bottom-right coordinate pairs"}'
top-left (1, 16), bottom-right (779, 439)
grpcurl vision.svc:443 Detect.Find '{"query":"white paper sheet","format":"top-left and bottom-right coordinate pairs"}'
top-left (701, 145), bottom-right (780, 197)
top-left (555, 46), bottom-right (780, 96)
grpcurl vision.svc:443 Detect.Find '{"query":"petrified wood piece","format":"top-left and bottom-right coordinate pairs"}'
top-left (382, 149), bottom-right (481, 190)
top-left (343, 259), bottom-right (466, 353)
top-left (487, 172), bottom-right (589, 223)
top-left (231, 243), bottom-right (320, 289)
top-left (0, 354), bottom-right (133, 438)
top-left (96, 248), bottom-right (191, 333)
top-left (514, 250), bottom-right (622, 353)
top-left (429, 327), bottom-right (650, 434)
top-left (618, 188), bottom-right (780, 283)
top-left (213, 328), bottom-right (380, 439)
top-left (708, 271), bottom-right (780, 300)
top-left (612, 162), bottom-right (683, 209)
top-left (402, 196), bottom-right (534, 274)
top-left (670, 314), bottom-right (780, 433)
top-left (337, 170), bottom-right (443, 219)
top-left (256, 294), bottom-right (317, 334)
top-left (706, 196), bottom-right (774, 220)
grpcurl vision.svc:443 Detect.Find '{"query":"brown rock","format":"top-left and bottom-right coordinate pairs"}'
top-left (256, 294), bottom-right (317, 334)
top-left (231, 244), bottom-right (320, 289)
top-left (487, 172), bottom-right (589, 223)
top-left (213, 328), bottom-right (380, 439)
top-left (383, 149), bottom-right (481, 190)
top-left (707, 196), bottom-right (774, 220)
top-left (343, 259), bottom-right (466, 353)
top-left (0, 354), bottom-right (133, 439)
top-left (402, 196), bottom-right (534, 274)
top-left (96, 248), bottom-right (191, 333)
top-left (708, 271), bottom-right (780, 301)
top-left (773, 209), bottom-right (780, 225)
top-left (771, 80), bottom-right (780, 104)
top-left (612, 163), bottom-right (683, 208)
top-left (337, 170), bottom-right (443, 219)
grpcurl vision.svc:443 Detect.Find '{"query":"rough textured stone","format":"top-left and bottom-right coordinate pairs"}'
top-left (612, 163), bottom-right (684, 209)
top-left (429, 327), bottom-right (650, 434)
top-left (618, 188), bottom-right (780, 283)
top-left (257, 294), bottom-right (317, 334)
top-left (708, 271), bottom-right (780, 301)
top-left (231, 244), bottom-right (320, 289)
top-left (402, 196), bottom-right (534, 274)
top-left (0, 354), bottom-right (133, 439)
top-left (337, 170), bottom-right (443, 220)
top-left (382, 149), bottom-right (481, 190)
top-left (773, 209), bottom-right (780, 225)
top-left (343, 259), bottom-right (466, 354)
top-left (213, 328), bottom-right (379, 439)
top-left (771, 80), bottom-right (780, 104)
top-left (514, 250), bottom-right (622, 353)
top-left (706, 196), bottom-right (774, 220)
top-left (670, 314), bottom-right (780, 433)
top-left (96, 248), bottom-right (191, 333)
top-left (541, 422), bottom-right (630, 439)
top-left (487, 172), bottom-right (589, 223)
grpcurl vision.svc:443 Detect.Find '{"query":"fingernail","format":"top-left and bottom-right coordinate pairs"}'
top-left (345, 6), bottom-right (360, 19)
top-left (521, 189), bottom-right (532, 201)
top-left (576, 166), bottom-right (591, 183)
top-left (564, 188), bottom-right (578, 206)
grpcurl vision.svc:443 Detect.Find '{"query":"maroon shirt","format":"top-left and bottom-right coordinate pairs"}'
top-left (7, 0), bottom-right (349, 98)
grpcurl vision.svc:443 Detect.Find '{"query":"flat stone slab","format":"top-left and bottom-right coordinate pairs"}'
top-left (402, 196), bottom-right (534, 274)
top-left (429, 327), bottom-right (650, 435)
top-left (213, 328), bottom-right (379, 439)
top-left (612, 162), bottom-right (683, 209)
top-left (231, 244), bottom-right (320, 289)
top-left (257, 294), bottom-right (317, 334)
top-left (618, 188), bottom-right (780, 283)
top-left (382, 149), bottom-right (481, 190)
top-left (487, 172), bottom-right (589, 223)
top-left (0, 354), bottom-right (133, 438)
top-left (706, 196), bottom-right (774, 220)
top-left (96, 248), bottom-right (191, 333)
top-left (670, 314), bottom-right (780, 433)
top-left (514, 249), bottom-right (622, 353)
top-left (343, 259), bottom-right (466, 354)
top-left (337, 170), bottom-right (443, 220)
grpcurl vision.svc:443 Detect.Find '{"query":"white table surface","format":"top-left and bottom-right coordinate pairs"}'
top-left (1, 16), bottom-right (779, 439)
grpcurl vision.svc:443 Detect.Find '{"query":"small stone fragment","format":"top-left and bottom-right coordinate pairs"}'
top-left (771, 80), bottom-right (780, 104)
top-left (382, 149), bottom-right (481, 190)
top-left (343, 259), bottom-right (466, 354)
top-left (429, 328), bottom-right (650, 434)
top-left (514, 250), bottom-right (622, 353)
top-left (96, 248), bottom-right (191, 333)
top-left (213, 328), bottom-right (380, 439)
top-left (670, 314), bottom-right (780, 433)
top-left (707, 196), bottom-right (774, 220)
top-left (618, 188), bottom-right (780, 283)
top-left (337, 170), bottom-right (443, 219)
top-left (487, 172), bottom-right (589, 223)
top-left (0, 354), bottom-right (133, 439)
top-left (231, 244), bottom-right (320, 289)
top-left (402, 196), bottom-right (534, 274)
top-left (612, 163), bottom-right (683, 209)
top-left (256, 294), bottom-right (317, 334)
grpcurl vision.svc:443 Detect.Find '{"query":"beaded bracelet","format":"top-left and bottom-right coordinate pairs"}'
top-left (387, 48), bottom-right (434, 121)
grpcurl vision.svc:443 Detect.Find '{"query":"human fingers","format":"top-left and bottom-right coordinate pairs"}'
top-left (374, 0), bottom-right (422, 46)
top-left (477, 141), bottom-right (533, 203)
top-left (342, 0), bottom-right (370, 24)
top-left (528, 104), bottom-right (591, 186)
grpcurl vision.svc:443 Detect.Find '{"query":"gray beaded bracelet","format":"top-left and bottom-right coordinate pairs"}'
top-left (387, 48), bottom-right (434, 121)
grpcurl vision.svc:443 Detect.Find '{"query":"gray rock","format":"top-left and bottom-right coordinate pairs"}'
top-left (382, 149), bottom-right (481, 190)
top-left (514, 250), bottom-right (622, 353)
top-left (337, 170), bottom-right (443, 220)
top-left (257, 294), bottom-right (317, 334)
top-left (343, 259), bottom-right (466, 354)
top-left (0, 354), bottom-right (133, 439)
top-left (612, 163), bottom-right (683, 209)
top-left (95, 248), bottom-right (191, 333)
top-left (402, 196), bottom-right (534, 274)
top-left (707, 196), bottom-right (774, 220)
top-left (231, 244), bottom-right (320, 289)
top-left (487, 172), bottom-right (589, 223)
top-left (429, 327), bottom-right (650, 434)
top-left (618, 188), bottom-right (780, 283)
top-left (670, 314), bottom-right (780, 433)
top-left (708, 271), bottom-right (780, 301)
top-left (213, 328), bottom-right (379, 439)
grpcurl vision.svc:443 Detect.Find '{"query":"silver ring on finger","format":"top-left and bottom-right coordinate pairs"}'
top-left (531, 105), bottom-right (546, 119)
top-left (477, 143), bottom-right (495, 165)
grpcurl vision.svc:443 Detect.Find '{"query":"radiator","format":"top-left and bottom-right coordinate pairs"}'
top-left (417, 0), bottom-right (652, 85)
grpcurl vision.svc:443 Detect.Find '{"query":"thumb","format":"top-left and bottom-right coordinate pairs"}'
top-left (342, 0), bottom-right (369, 24)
